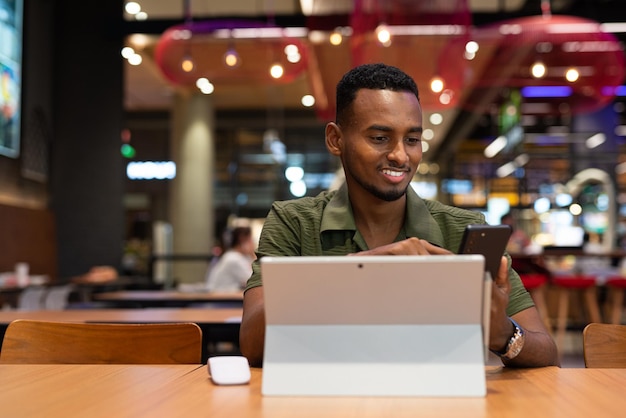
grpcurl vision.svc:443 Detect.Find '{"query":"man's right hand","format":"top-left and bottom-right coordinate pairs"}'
top-left (350, 237), bottom-right (452, 256)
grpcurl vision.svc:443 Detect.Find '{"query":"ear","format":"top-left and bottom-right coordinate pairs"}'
top-left (325, 122), bottom-right (343, 157)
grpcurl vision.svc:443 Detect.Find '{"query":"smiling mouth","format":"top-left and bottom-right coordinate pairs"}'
top-left (382, 169), bottom-right (406, 177)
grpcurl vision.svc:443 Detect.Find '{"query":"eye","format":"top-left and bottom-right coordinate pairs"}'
top-left (405, 136), bottom-right (421, 145)
top-left (371, 135), bottom-right (388, 142)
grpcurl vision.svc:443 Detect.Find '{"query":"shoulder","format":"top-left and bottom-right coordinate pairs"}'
top-left (423, 199), bottom-right (485, 224)
top-left (221, 250), bottom-right (247, 262)
top-left (272, 189), bottom-right (335, 211)
top-left (422, 199), bottom-right (486, 249)
top-left (269, 190), bottom-right (336, 222)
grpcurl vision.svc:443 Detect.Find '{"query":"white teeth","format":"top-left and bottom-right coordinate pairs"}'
top-left (383, 170), bottom-right (403, 177)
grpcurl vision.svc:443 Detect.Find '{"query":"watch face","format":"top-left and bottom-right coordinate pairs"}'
top-left (503, 322), bottom-right (525, 360)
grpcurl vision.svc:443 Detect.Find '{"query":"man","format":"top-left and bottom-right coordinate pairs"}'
top-left (240, 63), bottom-right (559, 368)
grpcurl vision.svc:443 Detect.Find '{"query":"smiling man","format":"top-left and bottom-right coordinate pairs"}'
top-left (239, 63), bottom-right (559, 368)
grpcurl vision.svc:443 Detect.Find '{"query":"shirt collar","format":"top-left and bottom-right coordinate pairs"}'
top-left (321, 183), bottom-right (445, 248)
top-left (320, 183), bottom-right (355, 233)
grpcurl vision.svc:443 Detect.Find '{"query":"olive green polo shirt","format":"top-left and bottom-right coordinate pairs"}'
top-left (246, 184), bottom-right (533, 316)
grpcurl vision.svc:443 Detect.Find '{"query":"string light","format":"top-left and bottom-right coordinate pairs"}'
top-left (464, 40), bottom-right (479, 60)
top-left (301, 95), bottom-right (315, 107)
top-left (329, 30), bottom-right (343, 46)
top-left (196, 77), bottom-right (214, 94)
top-left (270, 63), bottom-right (284, 79)
top-left (181, 54), bottom-right (194, 72)
top-left (531, 61), bottom-right (546, 78)
top-left (565, 67), bottom-right (580, 82)
top-left (375, 23), bottom-right (392, 47)
top-left (430, 77), bottom-right (444, 93)
top-left (284, 44), bottom-right (301, 63)
top-left (223, 46), bottom-right (241, 68)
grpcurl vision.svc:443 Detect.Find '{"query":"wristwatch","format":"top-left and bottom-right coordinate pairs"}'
top-left (493, 317), bottom-right (525, 360)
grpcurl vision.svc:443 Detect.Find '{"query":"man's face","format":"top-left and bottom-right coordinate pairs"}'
top-left (338, 88), bottom-right (423, 202)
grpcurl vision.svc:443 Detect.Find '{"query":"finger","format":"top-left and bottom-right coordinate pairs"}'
top-left (419, 240), bottom-right (453, 255)
top-left (495, 256), bottom-right (511, 290)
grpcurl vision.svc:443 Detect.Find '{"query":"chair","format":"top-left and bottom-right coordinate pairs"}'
top-left (16, 287), bottom-right (47, 310)
top-left (605, 276), bottom-right (626, 324)
top-left (582, 323), bottom-right (626, 368)
top-left (43, 284), bottom-right (75, 310)
top-left (0, 320), bottom-right (202, 364)
top-left (519, 273), bottom-right (551, 330)
top-left (551, 274), bottom-right (602, 350)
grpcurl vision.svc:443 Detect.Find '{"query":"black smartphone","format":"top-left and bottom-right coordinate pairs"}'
top-left (458, 224), bottom-right (512, 280)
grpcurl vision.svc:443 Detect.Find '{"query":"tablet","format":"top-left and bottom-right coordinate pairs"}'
top-left (261, 254), bottom-right (489, 397)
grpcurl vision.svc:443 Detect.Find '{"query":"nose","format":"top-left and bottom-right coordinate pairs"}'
top-left (387, 139), bottom-right (409, 165)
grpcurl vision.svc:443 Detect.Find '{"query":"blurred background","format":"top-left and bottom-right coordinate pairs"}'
top-left (1, 0), bottom-right (626, 286)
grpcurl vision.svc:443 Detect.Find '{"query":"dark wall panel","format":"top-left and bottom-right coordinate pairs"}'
top-left (49, 0), bottom-right (125, 278)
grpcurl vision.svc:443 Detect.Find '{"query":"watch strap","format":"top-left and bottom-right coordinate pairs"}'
top-left (491, 317), bottom-right (525, 360)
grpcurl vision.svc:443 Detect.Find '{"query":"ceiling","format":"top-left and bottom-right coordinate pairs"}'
top-left (122, 0), bottom-right (626, 166)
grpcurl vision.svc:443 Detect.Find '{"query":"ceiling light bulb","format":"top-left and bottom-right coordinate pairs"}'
top-left (430, 77), bottom-right (444, 93)
top-left (125, 2), bottom-right (141, 15)
top-left (284, 44), bottom-right (299, 56)
top-left (196, 77), bottom-right (211, 89)
top-left (224, 48), bottom-right (240, 68)
top-left (465, 41), bottom-right (479, 54)
top-left (121, 46), bottom-right (135, 59)
top-left (286, 51), bottom-right (301, 63)
top-left (329, 31), bottom-right (343, 46)
top-left (270, 63), bottom-right (284, 79)
top-left (128, 53), bottom-right (142, 66)
top-left (439, 90), bottom-right (452, 105)
top-left (181, 55), bottom-right (194, 73)
top-left (531, 62), bottom-right (546, 78)
top-left (375, 23), bottom-right (391, 47)
top-left (429, 113), bottom-right (443, 125)
top-left (301, 94), bottom-right (315, 107)
top-left (565, 68), bottom-right (579, 82)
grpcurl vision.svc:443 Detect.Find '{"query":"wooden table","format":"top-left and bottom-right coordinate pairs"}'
top-left (0, 365), bottom-right (624, 417)
top-left (0, 364), bottom-right (202, 417)
top-left (0, 308), bottom-right (243, 362)
top-left (92, 290), bottom-right (244, 307)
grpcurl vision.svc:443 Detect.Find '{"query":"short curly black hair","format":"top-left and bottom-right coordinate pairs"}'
top-left (335, 63), bottom-right (420, 126)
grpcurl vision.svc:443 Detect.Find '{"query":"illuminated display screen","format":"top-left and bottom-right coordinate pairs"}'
top-left (127, 161), bottom-right (177, 180)
top-left (0, 0), bottom-right (22, 158)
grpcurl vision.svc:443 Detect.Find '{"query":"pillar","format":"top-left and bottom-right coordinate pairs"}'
top-left (168, 92), bottom-right (215, 286)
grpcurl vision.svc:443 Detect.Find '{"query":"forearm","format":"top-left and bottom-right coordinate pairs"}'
top-left (239, 286), bottom-right (266, 367)
top-left (501, 325), bottom-right (560, 368)
top-left (491, 307), bottom-right (560, 368)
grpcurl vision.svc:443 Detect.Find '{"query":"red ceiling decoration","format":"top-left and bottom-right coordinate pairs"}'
top-left (466, 15), bottom-right (626, 114)
top-left (154, 20), bottom-right (309, 87)
top-left (152, 2), bottom-right (625, 119)
top-left (349, 0), bottom-right (471, 111)
top-left (305, 0), bottom-right (473, 120)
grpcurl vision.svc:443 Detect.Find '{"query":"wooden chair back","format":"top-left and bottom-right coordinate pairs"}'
top-left (0, 320), bottom-right (202, 364)
top-left (583, 323), bottom-right (626, 368)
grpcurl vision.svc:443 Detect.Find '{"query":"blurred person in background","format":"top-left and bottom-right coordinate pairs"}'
top-left (205, 226), bottom-right (256, 292)
top-left (500, 211), bottom-right (532, 254)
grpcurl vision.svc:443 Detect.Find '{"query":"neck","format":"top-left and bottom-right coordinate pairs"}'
top-left (351, 194), bottom-right (406, 249)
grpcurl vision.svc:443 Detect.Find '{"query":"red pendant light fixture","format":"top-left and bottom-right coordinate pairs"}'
top-left (154, 20), bottom-right (309, 87)
top-left (348, 0), bottom-right (473, 110)
top-left (466, 14), bottom-right (625, 114)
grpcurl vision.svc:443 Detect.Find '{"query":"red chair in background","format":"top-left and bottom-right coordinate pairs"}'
top-left (551, 274), bottom-right (602, 350)
top-left (605, 276), bottom-right (626, 324)
top-left (518, 273), bottom-right (552, 331)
